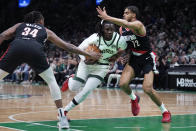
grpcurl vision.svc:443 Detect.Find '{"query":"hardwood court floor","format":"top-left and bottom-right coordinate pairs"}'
top-left (0, 83), bottom-right (196, 131)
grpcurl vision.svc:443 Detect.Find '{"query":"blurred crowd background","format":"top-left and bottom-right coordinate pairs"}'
top-left (0, 0), bottom-right (195, 90)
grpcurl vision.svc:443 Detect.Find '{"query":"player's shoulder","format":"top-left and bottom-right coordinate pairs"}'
top-left (89, 33), bottom-right (99, 39)
top-left (14, 23), bottom-right (23, 28)
top-left (86, 33), bottom-right (99, 42)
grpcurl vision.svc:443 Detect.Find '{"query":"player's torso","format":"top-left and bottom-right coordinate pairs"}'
top-left (15, 23), bottom-right (47, 44)
top-left (120, 27), bottom-right (151, 56)
top-left (96, 32), bottom-right (120, 64)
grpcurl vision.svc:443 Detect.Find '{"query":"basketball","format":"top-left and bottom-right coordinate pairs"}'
top-left (85, 44), bottom-right (100, 60)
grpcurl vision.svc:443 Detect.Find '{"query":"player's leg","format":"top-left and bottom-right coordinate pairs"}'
top-left (143, 71), bottom-right (171, 122)
top-left (39, 67), bottom-right (62, 107)
top-left (68, 76), bottom-right (85, 91)
top-left (64, 64), bottom-right (107, 112)
top-left (119, 64), bottom-right (135, 94)
top-left (143, 52), bottom-right (171, 122)
top-left (39, 67), bottom-right (69, 128)
top-left (143, 71), bottom-right (162, 106)
top-left (119, 64), bottom-right (140, 116)
top-left (0, 41), bottom-right (21, 81)
top-left (64, 76), bottom-right (102, 112)
top-left (26, 41), bottom-right (69, 128)
top-left (62, 61), bottom-right (87, 92)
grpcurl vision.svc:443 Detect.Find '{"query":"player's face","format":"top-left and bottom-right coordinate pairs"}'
top-left (103, 23), bottom-right (115, 40)
top-left (123, 8), bottom-right (135, 21)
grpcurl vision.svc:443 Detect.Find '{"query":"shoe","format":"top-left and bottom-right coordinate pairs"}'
top-left (61, 74), bottom-right (74, 92)
top-left (58, 116), bottom-right (70, 129)
top-left (57, 111), bottom-right (71, 122)
top-left (130, 95), bottom-right (140, 116)
top-left (162, 111), bottom-right (171, 123)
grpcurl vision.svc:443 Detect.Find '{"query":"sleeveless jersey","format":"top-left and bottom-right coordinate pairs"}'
top-left (15, 23), bottom-right (47, 45)
top-left (79, 32), bottom-right (127, 64)
top-left (119, 26), bottom-right (151, 56)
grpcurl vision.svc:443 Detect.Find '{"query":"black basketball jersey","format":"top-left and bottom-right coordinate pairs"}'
top-left (120, 26), bottom-right (152, 56)
top-left (15, 23), bottom-right (47, 44)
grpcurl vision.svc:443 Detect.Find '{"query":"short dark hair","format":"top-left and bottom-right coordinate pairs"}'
top-left (24, 11), bottom-right (44, 23)
top-left (125, 6), bottom-right (140, 19)
top-left (96, 20), bottom-right (115, 37)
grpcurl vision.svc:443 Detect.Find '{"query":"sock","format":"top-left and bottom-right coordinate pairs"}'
top-left (159, 103), bottom-right (168, 113)
top-left (68, 77), bottom-right (72, 89)
top-left (129, 91), bottom-right (136, 100)
top-left (58, 108), bottom-right (65, 117)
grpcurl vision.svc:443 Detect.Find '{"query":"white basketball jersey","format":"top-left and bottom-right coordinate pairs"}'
top-left (79, 32), bottom-right (127, 64)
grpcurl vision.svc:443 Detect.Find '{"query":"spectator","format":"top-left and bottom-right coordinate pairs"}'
top-left (107, 57), bottom-right (126, 88)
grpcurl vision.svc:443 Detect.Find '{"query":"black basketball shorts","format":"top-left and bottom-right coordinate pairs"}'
top-left (0, 39), bottom-right (49, 74)
top-left (128, 52), bottom-right (157, 77)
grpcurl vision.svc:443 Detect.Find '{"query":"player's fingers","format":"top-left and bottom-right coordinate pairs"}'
top-left (97, 15), bottom-right (102, 18)
top-left (98, 6), bottom-right (101, 10)
top-left (96, 6), bottom-right (100, 10)
top-left (96, 8), bottom-right (102, 14)
top-left (103, 7), bottom-right (106, 11)
top-left (96, 7), bottom-right (99, 11)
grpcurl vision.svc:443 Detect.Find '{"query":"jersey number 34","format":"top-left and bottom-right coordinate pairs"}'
top-left (22, 27), bottom-right (38, 38)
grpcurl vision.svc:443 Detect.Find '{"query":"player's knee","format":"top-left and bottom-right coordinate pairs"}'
top-left (143, 85), bottom-right (153, 95)
top-left (69, 79), bottom-right (83, 91)
top-left (119, 80), bottom-right (129, 89)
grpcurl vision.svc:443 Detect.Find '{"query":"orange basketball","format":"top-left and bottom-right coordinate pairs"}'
top-left (85, 44), bottom-right (100, 60)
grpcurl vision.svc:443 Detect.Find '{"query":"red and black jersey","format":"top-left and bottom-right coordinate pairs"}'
top-left (15, 23), bottom-right (47, 45)
top-left (119, 26), bottom-right (152, 56)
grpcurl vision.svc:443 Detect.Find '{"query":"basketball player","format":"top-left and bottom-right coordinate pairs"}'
top-left (0, 11), bottom-right (99, 129)
top-left (96, 6), bottom-right (171, 122)
top-left (61, 21), bottom-right (127, 115)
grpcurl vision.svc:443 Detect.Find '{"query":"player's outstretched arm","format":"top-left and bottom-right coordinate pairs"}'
top-left (96, 6), bottom-right (142, 32)
top-left (0, 23), bottom-right (21, 45)
top-left (46, 28), bottom-right (100, 60)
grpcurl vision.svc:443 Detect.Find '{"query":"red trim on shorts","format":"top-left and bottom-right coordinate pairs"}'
top-left (152, 51), bottom-right (157, 62)
top-left (0, 45), bottom-right (10, 61)
top-left (131, 48), bottom-right (147, 54)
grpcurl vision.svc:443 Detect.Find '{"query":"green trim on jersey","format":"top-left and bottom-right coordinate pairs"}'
top-left (101, 32), bottom-right (117, 47)
top-left (87, 74), bottom-right (104, 82)
top-left (73, 76), bottom-right (85, 84)
top-left (116, 35), bottom-right (121, 50)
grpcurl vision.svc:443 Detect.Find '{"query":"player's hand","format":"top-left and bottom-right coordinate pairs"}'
top-left (88, 50), bottom-right (101, 60)
top-left (96, 6), bottom-right (108, 20)
top-left (84, 59), bottom-right (97, 65)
